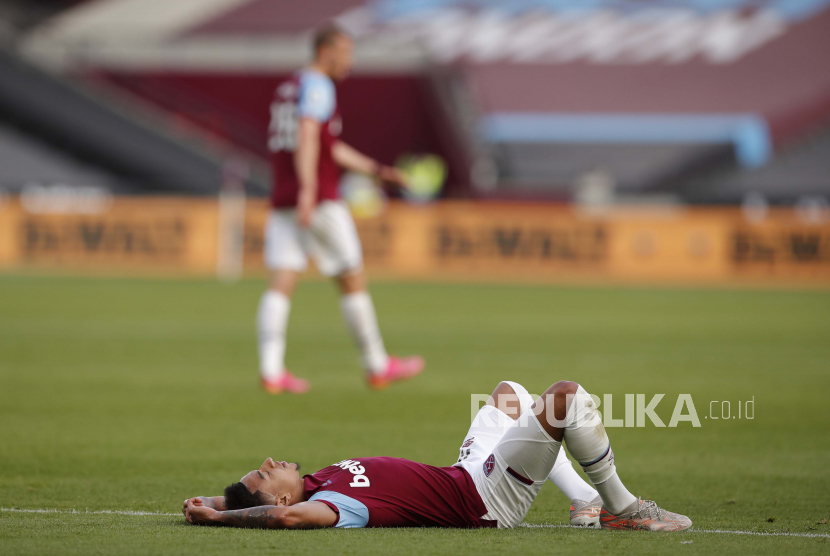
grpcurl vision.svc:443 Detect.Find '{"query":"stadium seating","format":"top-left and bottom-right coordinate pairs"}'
top-left (0, 47), bottom-right (265, 195)
top-left (7, 0), bottom-right (830, 204)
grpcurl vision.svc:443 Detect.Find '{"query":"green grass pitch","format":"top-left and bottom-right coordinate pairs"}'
top-left (1, 275), bottom-right (829, 555)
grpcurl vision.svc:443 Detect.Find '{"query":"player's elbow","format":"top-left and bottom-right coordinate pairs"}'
top-left (275, 507), bottom-right (303, 529)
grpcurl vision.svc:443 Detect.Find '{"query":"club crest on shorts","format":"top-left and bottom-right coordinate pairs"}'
top-left (483, 453), bottom-right (495, 476)
top-left (462, 437), bottom-right (475, 448)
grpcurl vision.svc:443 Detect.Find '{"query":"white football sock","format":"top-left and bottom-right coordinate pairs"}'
top-left (580, 447), bottom-right (637, 514)
top-left (340, 291), bottom-right (388, 374)
top-left (547, 448), bottom-right (599, 503)
top-left (596, 472), bottom-right (639, 515)
top-left (257, 290), bottom-right (290, 380)
top-left (563, 385), bottom-right (637, 515)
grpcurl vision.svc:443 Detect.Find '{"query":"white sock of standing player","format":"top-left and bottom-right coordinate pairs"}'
top-left (257, 290), bottom-right (291, 380)
top-left (547, 448), bottom-right (599, 503)
top-left (340, 290), bottom-right (389, 374)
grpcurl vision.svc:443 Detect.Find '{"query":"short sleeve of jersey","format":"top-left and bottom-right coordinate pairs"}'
top-left (297, 71), bottom-right (336, 122)
top-left (309, 491), bottom-right (369, 528)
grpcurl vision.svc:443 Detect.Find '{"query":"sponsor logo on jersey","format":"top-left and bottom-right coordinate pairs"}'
top-left (276, 81), bottom-right (298, 100)
top-left (462, 437), bottom-right (475, 448)
top-left (333, 459), bottom-right (371, 487)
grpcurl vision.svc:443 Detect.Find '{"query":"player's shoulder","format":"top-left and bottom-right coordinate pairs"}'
top-left (295, 69), bottom-right (336, 121)
top-left (298, 69), bottom-right (335, 99)
top-left (298, 68), bottom-right (334, 86)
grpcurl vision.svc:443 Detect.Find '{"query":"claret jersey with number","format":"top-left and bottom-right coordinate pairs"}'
top-left (268, 69), bottom-right (343, 208)
top-left (303, 457), bottom-right (496, 528)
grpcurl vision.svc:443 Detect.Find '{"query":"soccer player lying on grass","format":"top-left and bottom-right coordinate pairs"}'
top-left (183, 380), bottom-right (692, 531)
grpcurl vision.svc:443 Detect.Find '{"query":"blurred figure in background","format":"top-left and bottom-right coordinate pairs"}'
top-left (258, 24), bottom-right (424, 394)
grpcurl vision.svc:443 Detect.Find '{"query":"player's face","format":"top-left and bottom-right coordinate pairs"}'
top-left (240, 457), bottom-right (301, 504)
top-left (326, 35), bottom-right (354, 81)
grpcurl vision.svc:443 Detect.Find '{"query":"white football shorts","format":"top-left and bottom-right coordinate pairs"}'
top-left (264, 200), bottom-right (363, 277)
top-left (454, 381), bottom-right (562, 529)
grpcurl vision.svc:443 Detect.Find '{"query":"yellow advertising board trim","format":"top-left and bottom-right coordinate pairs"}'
top-left (1, 197), bottom-right (828, 285)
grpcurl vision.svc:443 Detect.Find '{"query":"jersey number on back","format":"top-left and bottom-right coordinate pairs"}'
top-left (268, 101), bottom-right (298, 152)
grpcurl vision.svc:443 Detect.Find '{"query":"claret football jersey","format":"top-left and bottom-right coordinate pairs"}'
top-left (268, 69), bottom-right (343, 208)
top-left (303, 457), bottom-right (496, 528)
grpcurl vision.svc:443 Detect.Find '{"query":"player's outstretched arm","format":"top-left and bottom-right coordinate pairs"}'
top-left (332, 141), bottom-right (406, 186)
top-left (185, 499), bottom-right (337, 529)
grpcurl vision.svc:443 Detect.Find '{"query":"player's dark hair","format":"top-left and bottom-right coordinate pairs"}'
top-left (314, 23), bottom-right (349, 53)
top-left (224, 482), bottom-right (267, 510)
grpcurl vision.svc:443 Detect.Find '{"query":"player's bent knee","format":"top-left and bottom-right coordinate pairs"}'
top-left (490, 381), bottom-right (518, 399)
top-left (547, 380), bottom-right (578, 397)
top-left (335, 270), bottom-right (365, 295)
top-left (268, 269), bottom-right (299, 296)
top-left (538, 381), bottom-right (578, 422)
top-left (486, 381), bottom-right (522, 420)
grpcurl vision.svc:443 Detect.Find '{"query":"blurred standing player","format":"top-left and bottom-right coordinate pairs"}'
top-left (258, 25), bottom-right (424, 394)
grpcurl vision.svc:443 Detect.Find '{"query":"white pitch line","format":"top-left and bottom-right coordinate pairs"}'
top-left (2, 509), bottom-right (828, 538)
top-left (1, 508), bottom-right (178, 517)
top-left (519, 523), bottom-right (830, 538)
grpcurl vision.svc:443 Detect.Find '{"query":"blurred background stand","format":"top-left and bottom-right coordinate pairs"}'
top-left (0, 0), bottom-right (827, 284)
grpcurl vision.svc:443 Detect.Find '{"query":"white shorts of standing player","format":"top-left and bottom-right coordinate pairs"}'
top-left (264, 200), bottom-right (362, 276)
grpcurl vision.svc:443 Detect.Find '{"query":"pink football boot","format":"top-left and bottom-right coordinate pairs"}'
top-left (367, 356), bottom-right (425, 390)
top-left (261, 371), bottom-right (310, 394)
